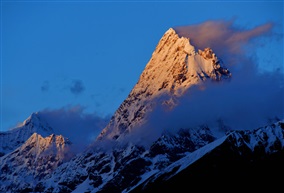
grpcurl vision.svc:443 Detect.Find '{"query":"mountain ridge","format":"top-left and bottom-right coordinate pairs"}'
top-left (0, 27), bottom-right (282, 193)
top-left (130, 120), bottom-right (284, 192)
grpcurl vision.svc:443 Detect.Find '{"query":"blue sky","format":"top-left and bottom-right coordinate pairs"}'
top-left (1, 1), bottom-right (283, 131)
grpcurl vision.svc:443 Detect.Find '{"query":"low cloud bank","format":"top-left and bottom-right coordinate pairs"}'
top-left (38, 105), bottom-right (110, 152)
top-left (127, 69), bottom-right (283, 147)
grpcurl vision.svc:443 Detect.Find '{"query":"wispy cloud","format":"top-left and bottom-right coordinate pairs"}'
top-left (129, 69), bottom-right (283, 147)
top-left (41, 81), bottom-right (50, 92)
top-left (174, 20), bottom-right (274, 66)
top-left (70, 80), bottom-right (85, 95)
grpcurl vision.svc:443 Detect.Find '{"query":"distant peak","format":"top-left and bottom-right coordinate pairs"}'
top-left (14, 112), bottom-right (54, 136)
top-left (165, 27), bottom-right (177, 34)
top-left (160, 27), bottom-right (179, 41)
top-left (23, 112), bottom-right (41, 125)
top-left (30, 112), bottom-right (40, 120)
top-left (164, 27), bottom-right (189, 40)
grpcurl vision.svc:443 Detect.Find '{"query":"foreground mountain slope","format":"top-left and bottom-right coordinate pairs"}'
top-left (40, 126), bottom-right (216, 193)
top-left (1, 119), bottom-right (282, 193)
top-left (130, 120), bottom-right (284, 192)
top-left (40, 120), bottom-right (284, 193)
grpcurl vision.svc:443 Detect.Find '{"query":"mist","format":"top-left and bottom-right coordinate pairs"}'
top-left (160, 72), bottom-right (282, 128)
top-left (174, 19), bottom-right (275, 67)
top-left (127, 70), bottom-right (283, 147)
top-left (38, 105), bottom-right (110, 152)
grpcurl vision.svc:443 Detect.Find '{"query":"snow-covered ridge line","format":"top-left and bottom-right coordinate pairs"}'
top-left (127, 120), bottom-right (284, 192)
top-left (158, 119), bottom-right (284, 181)
top-left (127, 135), bottom-right (227, 193)
top-left (227, 120), bottom-right (284, 152)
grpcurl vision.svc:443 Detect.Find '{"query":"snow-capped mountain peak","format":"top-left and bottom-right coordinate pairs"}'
top-left (97, 27), bottom-right (231, 141)
top-left (1, 26), bottom-right (283, 193)
top-left (12, 112), bottom-right (53, 135)
top-left (0, 112), bottom-right (54, 156)
top-left (22, 112), bottom-right (43, 126)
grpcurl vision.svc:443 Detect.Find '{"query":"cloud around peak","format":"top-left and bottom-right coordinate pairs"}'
top-left (123, 19), bottom-right (283, 147)
top-left (37, 105), bottom-right (111, 151)
top-left (174, 20), bottom-right (274, 65)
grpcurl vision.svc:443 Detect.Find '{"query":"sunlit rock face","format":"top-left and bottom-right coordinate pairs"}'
top-left (0, 133), bottom-right (71, 192)
top-left (97, 28), bottom-right (231, 141)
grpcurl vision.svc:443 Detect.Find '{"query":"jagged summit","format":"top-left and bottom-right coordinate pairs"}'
top-left (97, 27), bottom-right (232, 141)
top-left (134, 27), bottom-right (231, 96)
top-left (0, 112), bottom-right (54, 156)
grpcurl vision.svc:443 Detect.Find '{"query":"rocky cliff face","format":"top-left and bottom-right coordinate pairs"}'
top-left (97, 28), bottom-right (231, 141)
